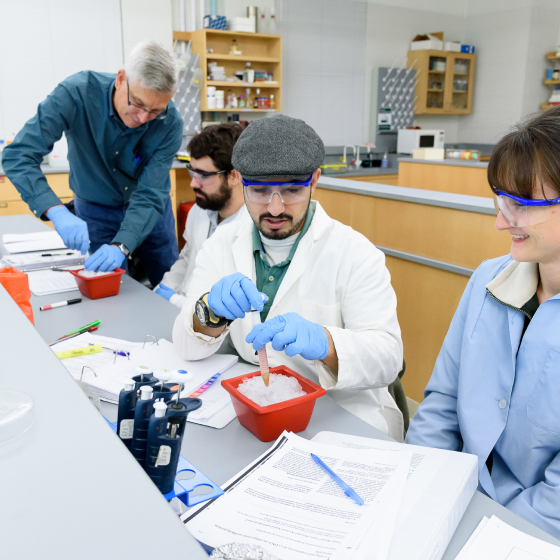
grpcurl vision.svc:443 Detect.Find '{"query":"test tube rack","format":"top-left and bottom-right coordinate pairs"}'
top-left (105, 418), bottom-right (224, 507)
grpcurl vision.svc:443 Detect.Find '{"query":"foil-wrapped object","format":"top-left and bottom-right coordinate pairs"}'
top-left (209, 542), bottom-right (280, 560)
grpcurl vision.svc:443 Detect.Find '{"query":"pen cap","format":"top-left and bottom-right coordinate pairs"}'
top-left (140, 386), bottom-right (154, 400)
top-left (153, 401), bottom-right (167, 418)
top-left (123, 379), bottom-right (135, 391)
top-left (135, 366), bottom-right (153, 376)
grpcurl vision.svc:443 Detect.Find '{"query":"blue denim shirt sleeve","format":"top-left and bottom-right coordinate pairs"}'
top-left (405, 274), bottom-right (476, 452)
top-left (2, 83), bottom-right (77, 218)
top-left (112, 117), bottom-right (183, 252)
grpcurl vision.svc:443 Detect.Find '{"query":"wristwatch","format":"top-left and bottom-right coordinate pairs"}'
top-left (111, 242), bottom-right (130, 257)
top-left (195, 292), bottom-right (233, 328)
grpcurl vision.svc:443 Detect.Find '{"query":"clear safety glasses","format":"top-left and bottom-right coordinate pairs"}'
top-left (186, 163), bottom-right (226, 184)
top-left (242, 174), bottom-right (313, 205)
top-left (493, 190), bottom-right (560, 227)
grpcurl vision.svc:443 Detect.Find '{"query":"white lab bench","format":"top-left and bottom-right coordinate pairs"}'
top-left (1, 214), bottom-right (558, 559)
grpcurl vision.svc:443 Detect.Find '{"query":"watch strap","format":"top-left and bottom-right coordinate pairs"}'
top-left (200, 293), bottom-right (233, 328)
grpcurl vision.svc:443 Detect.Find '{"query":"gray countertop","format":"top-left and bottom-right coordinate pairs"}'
top-left (399, 157), bottom-right (489, 169)
top-left (317, 175), bottom-right (496, 215)
top-left (326, 166), bottom-right (398, 177)
top-left (0, 158), bottom-right (188, 176)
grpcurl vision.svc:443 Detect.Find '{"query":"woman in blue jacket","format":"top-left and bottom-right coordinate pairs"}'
top-left (406, 106), bottom-right (560, 538)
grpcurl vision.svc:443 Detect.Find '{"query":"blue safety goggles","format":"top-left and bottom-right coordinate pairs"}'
top-left (493, 189), bottom-right (560, 227)
top-left (242, 174), bottom-right (313, 204)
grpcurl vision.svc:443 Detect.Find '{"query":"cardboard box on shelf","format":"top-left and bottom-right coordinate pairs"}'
top-left (461, 45), bottom-right (475, 53)
top-left (411, 32), bottom-right (444, 51)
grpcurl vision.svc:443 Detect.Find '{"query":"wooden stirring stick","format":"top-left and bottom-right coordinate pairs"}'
top-left (257, 347), bottom-right (270, 387)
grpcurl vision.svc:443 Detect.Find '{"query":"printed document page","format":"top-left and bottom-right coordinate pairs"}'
top-left (456, 515), bottom-right (560, 560)
top-left (184, 431), bottom-right (412, 560)
top-left (312, 431), bottom-right (478, 560)
top-left (51, 332), bottom-right (144, 379)
top-left (86, 339), bottom-right (238, 401)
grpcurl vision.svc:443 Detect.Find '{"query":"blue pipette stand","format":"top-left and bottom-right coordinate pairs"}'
top-left (105, 416), bottom-right (224, 507)
top-left (145, 398), bottom-right (202, 494)
top-left (130, 385), bottom-right (178, 466)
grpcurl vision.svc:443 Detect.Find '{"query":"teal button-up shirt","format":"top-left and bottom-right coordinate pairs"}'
top-left (253, 202), bottom-right (316, 322)
top-left (1, 71), bottom-right (183, 252)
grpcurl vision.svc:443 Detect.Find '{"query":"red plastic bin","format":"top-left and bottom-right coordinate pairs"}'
top-left (221, 366), bottom-right (326, 442)
top-left (69, 268), bottom-right (125, 300)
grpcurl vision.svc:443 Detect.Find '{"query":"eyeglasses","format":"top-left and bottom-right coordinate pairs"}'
top-left (242, 174), bottom-right (313, 205)
top-left (186, 163), bottom-right (227, 183)
top-left (127, 80), bottom-right (168, 120)
top-left (493, 189), bottom-right (560, 227)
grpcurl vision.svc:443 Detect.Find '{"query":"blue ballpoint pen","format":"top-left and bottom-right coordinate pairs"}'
top-left (310, 453), bottom-right (364, 506)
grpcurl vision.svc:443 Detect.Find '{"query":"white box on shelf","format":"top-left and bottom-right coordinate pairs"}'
top-left (444, 41), bottom-right (461, 52)
top-left (229, 17), bottom-right (255, 33)
top-left (411, 33), bottom-right (444, 51)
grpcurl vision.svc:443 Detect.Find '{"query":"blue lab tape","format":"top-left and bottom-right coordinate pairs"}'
top-left (105, 418), bottom-right (224, 507)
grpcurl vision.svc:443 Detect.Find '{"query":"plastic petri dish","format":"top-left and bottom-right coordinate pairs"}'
top-left (0, 390), bottom-right (35, 444)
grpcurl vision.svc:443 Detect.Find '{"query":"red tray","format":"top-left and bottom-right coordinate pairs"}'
top-left (221, 366), bottom-right (326, 442)
top-left (69, 268), bottom-right (125, 300)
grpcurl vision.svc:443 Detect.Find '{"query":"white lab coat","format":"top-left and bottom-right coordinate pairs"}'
top-left (172, 201), bottom-right (404, 440)
top-left (160, 204), bottom-right (249, 307)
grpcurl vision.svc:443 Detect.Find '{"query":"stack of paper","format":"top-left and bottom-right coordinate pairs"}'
top-left (28, 269), bottom-right (79, 296)
top-left (184, 431), bottom-right (413, 560)
top-left (1, 232), bottom-right (85, 272)
top-left (52, 335), bottom-right (238, 414)
top-left (311, 432), bottom-right (479, 560)
top-left (456, 515), bottom-right (560, 560)
top-left (2, 231), bottom-right (67, 253)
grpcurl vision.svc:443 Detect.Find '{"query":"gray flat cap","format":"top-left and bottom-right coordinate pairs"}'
top-left (232, 114), bottom-right (325, 181)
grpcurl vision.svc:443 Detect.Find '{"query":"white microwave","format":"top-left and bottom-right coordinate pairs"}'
top-left (397, 129), bottom-right (445, 154)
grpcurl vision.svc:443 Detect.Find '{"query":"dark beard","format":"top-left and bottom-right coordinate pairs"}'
top-left (256, 198), bottom-right (311, 240)
top-left (193, 180), bottom-right (232, 211)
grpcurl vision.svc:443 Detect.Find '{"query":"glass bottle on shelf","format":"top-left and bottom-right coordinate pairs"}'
top-left (239, 94), bottom-right (246, 108)
top-left (230, 39), bottom-right (241, 55)
top-left (269, 94), bottom-right (275, 110)
top-left (245, 88), bottom-right (254, 108)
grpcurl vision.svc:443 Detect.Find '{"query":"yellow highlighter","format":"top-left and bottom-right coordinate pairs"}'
top-left (55, 344), bottom-right (102, 360)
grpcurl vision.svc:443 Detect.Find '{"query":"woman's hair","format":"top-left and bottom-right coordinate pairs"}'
top-left (125, 41), bottom-right (178, 94)
top-left (187, 123), bottom-right (244, 173)
top-left (488, 105), bottom-right (560, 199)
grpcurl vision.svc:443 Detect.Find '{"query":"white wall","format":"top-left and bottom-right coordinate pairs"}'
top-left (0, 0), bottom-right (123, 143)
top-left (277, 0), bottom-right (368, 146)
top-left (121, 0), bottom-right (173, 59)
top-left (364, 1), bottom-right (466, 143)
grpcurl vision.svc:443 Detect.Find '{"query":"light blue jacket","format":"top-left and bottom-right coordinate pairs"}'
top-left (406, 255), bottom-right (560, 538)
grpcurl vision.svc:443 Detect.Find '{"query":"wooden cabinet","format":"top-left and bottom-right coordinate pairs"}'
top-left (174, 29), bottom-right (282, 114)
top-left (407, 50), bottom-right (475, 115)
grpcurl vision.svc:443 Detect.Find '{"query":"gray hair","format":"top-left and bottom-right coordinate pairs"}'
top-left (125, 41), bottom-right (178, 94)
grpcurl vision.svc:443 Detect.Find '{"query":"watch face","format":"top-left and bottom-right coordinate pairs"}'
top-left (195, 301), bottom-right (206, 325)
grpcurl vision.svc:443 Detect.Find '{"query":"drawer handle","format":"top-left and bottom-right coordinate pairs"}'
top-left (0, 202), bottom-right (7, 208)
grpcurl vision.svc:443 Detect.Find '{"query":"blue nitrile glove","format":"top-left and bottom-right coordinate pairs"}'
top-left (208, 272), bottom-right (267, 321)
top-left (246, 312), bottom-right (329, 361)
top-left (154, 283), bottom-right (175, 301)
top-left (84, 244), bottom-right (126, 272)
top-left (46, 205), bottom-right (90, 255)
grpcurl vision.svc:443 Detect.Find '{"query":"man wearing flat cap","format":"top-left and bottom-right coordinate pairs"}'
top-left (173, 115), bottom-right (404, 440)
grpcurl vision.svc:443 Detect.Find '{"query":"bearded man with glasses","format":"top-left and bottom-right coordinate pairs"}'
top-left (2, 41), bottom-right (183, 286)
top-left (155, 123), bottom-right (247, 307)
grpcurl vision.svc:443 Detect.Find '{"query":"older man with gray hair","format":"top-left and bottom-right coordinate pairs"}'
top-left (2, 41), bottom-right (183, 285)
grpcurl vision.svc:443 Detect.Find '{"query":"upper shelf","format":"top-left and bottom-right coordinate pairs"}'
top-left (206, 54), bottom-right (280, 63)
top-left (546, 51), bottom-right (560, 60)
